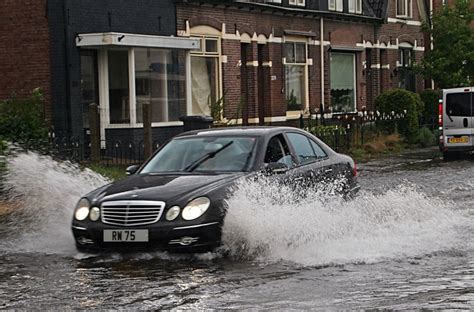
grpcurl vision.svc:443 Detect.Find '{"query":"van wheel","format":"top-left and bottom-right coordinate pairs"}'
top-left (443, 151), bottom-right (458, 161)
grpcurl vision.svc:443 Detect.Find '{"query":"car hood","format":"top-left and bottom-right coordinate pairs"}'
top-left (90, 172), bottom-right (244, 205)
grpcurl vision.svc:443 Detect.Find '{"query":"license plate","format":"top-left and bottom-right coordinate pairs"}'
top-left (103, 229), bottom-right (149, 242)
top-left (448, 136), bottom-right (469, 144)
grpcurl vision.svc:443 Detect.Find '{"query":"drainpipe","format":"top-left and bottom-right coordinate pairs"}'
top-left (320, 17), bottom-right (325, 113)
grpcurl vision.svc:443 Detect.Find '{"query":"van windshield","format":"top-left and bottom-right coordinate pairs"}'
top-left (446, 92), bottom-right (473, 116)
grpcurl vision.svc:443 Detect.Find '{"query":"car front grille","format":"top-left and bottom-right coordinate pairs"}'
top-left (101, 200), bottom-right (166, 226)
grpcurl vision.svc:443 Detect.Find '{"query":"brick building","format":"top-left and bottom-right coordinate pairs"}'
top-left (0, 0), bottom-right (431, 150)
top-left (1, 0), bottom-right (200, 147)
top-left (175, 0), bottom-right (429, 124)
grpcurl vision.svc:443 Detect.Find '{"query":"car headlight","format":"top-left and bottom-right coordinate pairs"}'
top-left (89, 207), bottom-right (100, 221)
top-left (74, 198), bottom-right (90, 221)
top-left (165, 206), bottom-right (181, 221)
top-left (182, 197), bottom-right (210, 221)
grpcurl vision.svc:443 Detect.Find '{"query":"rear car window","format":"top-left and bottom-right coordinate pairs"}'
top-left (446, 92), bottom-right (473, 116)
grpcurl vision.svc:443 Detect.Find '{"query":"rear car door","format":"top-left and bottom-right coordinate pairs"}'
top-left (285, 132), bottom-right (332, 187)
top-left (443, 88), bottom-right (473, 150)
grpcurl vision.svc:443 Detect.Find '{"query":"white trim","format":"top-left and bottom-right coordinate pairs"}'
top-left (76, 32), bottom-right (200, 50)
top-left (370, 64), bottom-right (381, 69)
top-left (387, 17), bottom-right (422, 26)
top-left (105, 121), bottom-right (184, 129)
top-left (246, 61), bottom-right (259, 67)
top-left (381, 64), bottom-right (390, 69)
top-left (265, 116), bottom-right (287, 122)
top-left (128, 48), bottom-right (136, 127)
top-left (262, 61), bottom-right (273, 67)
top-left (98, 49), bottom-right (108, 148)
top-left (186, 51), bottom-right (192, 116)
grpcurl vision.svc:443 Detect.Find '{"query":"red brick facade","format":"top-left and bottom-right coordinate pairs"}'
top-left (0, 0), bottom-right (51, 123)
top-left (176, 0), bottom-right (427, 122)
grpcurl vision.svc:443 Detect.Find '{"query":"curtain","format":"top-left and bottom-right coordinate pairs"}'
top-left (191, 57), bottom-right (213, 115)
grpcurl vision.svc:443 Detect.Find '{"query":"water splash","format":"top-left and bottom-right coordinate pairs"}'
top-left (221, 177), bottom-right (469, 266)
top-left (0, 151), bottom-right (469, 266)
top-left (0, 151), bottom-right (109, 254)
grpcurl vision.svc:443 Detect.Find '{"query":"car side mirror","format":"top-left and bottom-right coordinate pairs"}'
top-left (126, 165), bottom-right (140, 175)
top-left (264, 162), bottom-right (289, 174)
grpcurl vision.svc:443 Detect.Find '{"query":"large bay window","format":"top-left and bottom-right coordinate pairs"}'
top-left (330, 52), bottom-right (356, 113)
top-left (104, 47), bottom-right (186, 126)
top-left (284, 41), bottom-right (308, 111)
top-left (135, 48), bottom-right (185, 123)
top-left (108, 50), bottom-right (130, 124)
top-left (396, 0), bottom-right (412, 18)
top-left (190, 35), bottom-right (221, 116)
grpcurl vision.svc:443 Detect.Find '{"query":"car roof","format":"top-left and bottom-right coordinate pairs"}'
top-left (175, 126), bottom-right (304, 139)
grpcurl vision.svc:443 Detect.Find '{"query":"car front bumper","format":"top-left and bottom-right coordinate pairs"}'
top-left (72, 220), bottom-right (222, 253)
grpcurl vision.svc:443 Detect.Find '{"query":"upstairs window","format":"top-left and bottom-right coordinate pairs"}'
top-left (396, 0), bottom-right (412, 18)
top-left (348, 0), bottom-right (362, 13)
top-left (289, 0), bottom-right (306, 6)
top-left (329, 0), bottom-right (343, 12)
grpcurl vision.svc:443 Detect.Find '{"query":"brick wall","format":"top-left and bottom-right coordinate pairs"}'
top-left (0, 0), bottom-right (52, 123)
top-left (177, 1), bottom-right (428, 120)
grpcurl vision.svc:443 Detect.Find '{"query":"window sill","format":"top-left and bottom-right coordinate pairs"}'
top-left (105, 121), bottom-right (184, 129)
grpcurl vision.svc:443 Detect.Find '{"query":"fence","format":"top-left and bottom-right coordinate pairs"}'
top-left (49, 111), bottom-right (426, 165)
top-left (50, 134), bottom-right (161, 166)
top-left (298, 111), bottom-right (410, 152)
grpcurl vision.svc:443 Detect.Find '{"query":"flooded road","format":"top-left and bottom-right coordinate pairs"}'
top-left (0, 148), bottom-right (473, 309)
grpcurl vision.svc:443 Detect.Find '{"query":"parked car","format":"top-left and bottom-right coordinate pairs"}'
top-left (72, 127), bottom-right (359, 253)
top-left (439, 87), bottom-right (474, 160)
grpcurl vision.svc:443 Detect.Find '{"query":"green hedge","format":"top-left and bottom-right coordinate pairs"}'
top-left (374, 89), bottom-right (424, 142)
top-left (419, 89), bottom-right (441, 127)
top-left (0, 89), bottom-right (49, 150)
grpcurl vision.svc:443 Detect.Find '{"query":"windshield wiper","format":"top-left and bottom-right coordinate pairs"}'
top-left (184, 141), bottom-right (234, 172)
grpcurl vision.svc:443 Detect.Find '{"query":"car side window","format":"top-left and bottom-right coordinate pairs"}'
top-left (286, 132), bottom-right (319, 165)
top-left (309, 139), bottom-right (328, 159)
top-left (264, 134), bottom-right (294, 167)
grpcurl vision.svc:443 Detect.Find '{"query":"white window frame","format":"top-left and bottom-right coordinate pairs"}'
top-left (289, 0), bottom-right (306, 6)
top-left (283, 39), bottom-right (309, 113)
top-left (396, 0), bottom-right (412, 18)
top-left (190, 34), bottom-right (222, 117)
top-left (98, 47), bottom-right (189, 129)
top-left (330, 52), bottom-right (357, 113)
top-left (329, 0), bottom-right (343, 12)
top-left (356, 0), bottom-right (362, 13)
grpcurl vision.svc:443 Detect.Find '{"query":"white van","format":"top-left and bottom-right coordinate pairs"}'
top-left (439, 87), bottom-right (474, 160)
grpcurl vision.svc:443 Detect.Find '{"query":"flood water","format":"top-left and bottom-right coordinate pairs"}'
top-left (0, 148), bottom-right (472, 309)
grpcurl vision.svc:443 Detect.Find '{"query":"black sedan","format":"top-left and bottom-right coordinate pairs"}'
top-left (72, 127), bottom-right (358, 253)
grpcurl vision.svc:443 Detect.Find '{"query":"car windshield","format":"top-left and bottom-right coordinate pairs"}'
top-left (140, 136), bottom-right (257, 173)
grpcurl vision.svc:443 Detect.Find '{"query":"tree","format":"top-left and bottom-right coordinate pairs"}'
top-left (419, 0), bottom-right (474, 88)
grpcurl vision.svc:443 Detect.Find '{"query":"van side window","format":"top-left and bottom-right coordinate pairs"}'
top-left (446, 93), bottom-right (473, 116)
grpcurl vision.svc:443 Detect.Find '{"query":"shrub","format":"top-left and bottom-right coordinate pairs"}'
top-left (0, 89), bottom-right (49, 150)
top-left (419, 89), bottom-right (441, 127)
top-left (374, 89), bottom-right (424, 143)
top-left (416, 127), bottom-right (437, 147)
